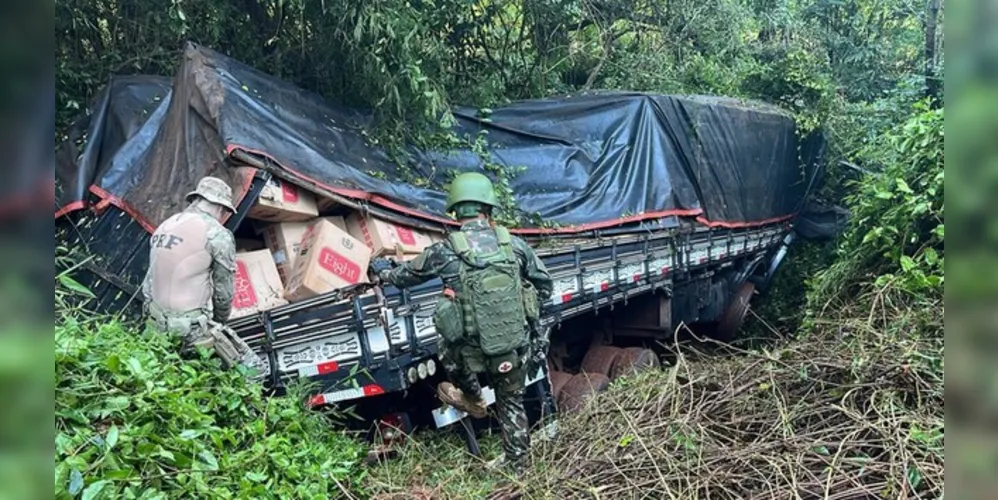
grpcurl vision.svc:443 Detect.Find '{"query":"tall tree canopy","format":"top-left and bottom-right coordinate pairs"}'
top-left (56, 0), bottom-right (943, 152)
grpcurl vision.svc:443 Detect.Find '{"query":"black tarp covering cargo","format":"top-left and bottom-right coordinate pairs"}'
top-left (56, 42), bottom-right (823, 233)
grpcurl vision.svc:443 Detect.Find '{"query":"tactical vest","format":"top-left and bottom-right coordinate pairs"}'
top-left (438, 226), bottom-right (529, 357)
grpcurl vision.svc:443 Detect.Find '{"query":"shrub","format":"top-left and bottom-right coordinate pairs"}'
top-left (54, 314), bottom-right (367, 499)
top-left (810, 99), bottom-right (944, 304)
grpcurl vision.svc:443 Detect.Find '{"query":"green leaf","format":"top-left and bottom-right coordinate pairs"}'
top-left (58, 274), bottom-right (96, 298)
top-left (68, 469), bottom-right (84, 495)
top-left (180, 429), bottom-right (202, 440)
top-left (106, 425), bottom-right (119, 450)
top-left (245, 471), bottom-right (268, 482)
top-left (618, 435), bottom-right (634, 447)
top-left (923, 248), bottom-right (939, 266)
top-left (900, 255), bottom-right (916, 273)
top-left (82, 480), bottom-right (111, 500)
top-left (198, 451), bottom-right (220, 471)
top-left (896, 178), bottom-right (913, 194)
top-left (104, 468), bottom-right (135, 480)
top-left (104, 396), bottom-right (130, 412)
top-left (126, 358), bottom-right (145, 377)
top-left (907, 465), bottom-right (922, 490)
top-left (874, 274), bottom-right (894, 287)
top-left (106, 355), bottom-right (121, 373)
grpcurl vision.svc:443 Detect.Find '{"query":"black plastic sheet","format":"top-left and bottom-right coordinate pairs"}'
top-left (56, 42), bottom-right (824, 233)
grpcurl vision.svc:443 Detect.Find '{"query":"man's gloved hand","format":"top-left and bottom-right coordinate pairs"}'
top-left (369, 259), bottom-right (395, 285)
top-left (377, 269), bottom-right (392, 285)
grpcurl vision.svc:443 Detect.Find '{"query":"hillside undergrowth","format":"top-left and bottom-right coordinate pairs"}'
top-left (54, 311), bottom-right (368, 500)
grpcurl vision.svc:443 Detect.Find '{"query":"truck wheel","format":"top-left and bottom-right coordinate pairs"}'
top-left (580, 346), bottom-right (625, 377)
top-left (715, 282), bottom-right (756, 342)
top-left (610, 347), bottom-right (661, 380)
top-left (548, 370), bottom-right (573, 401)
top-left (557, 372), bottom-right (610, 414)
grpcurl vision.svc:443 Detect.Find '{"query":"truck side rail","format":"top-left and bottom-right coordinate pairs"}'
top-left (230, 221), bottom-right (790, 394)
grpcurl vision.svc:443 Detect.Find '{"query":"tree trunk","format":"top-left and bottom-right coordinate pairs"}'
top-left (924, 0), bottom-right (941, 104)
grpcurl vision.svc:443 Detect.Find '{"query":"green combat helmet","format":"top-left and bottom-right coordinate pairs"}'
top-left (186, 176), bottom-right (236, 213)
top-left (446, 172), bottom-right (499, 217)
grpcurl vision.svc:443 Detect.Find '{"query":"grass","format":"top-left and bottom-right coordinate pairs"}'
top-left (365, 433), bottom-right (507, 499)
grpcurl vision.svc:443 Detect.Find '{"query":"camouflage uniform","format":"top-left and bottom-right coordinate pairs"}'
top-left (379, 218), bottom-right (553, 471)
top-left (141, 177), bottom-right (264, 379)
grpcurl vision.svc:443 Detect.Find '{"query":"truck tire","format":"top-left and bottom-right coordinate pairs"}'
top-left (548, 370), bottom-right (573, 401)
top-left (610, 347), bottom-right (661, 380)
top-left (580, 346), bottom-right (625, 377)
top-left (715, 281), bottom-right (756, 342)
top-left (557, 372), bottom-right (610, 414)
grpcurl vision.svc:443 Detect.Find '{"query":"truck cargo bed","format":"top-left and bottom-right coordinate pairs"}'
top-left (228, 218), bottom-right (789, 402)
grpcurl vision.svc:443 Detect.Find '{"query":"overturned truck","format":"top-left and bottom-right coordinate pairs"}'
top-left (56, 43), bottom-right (825, 451)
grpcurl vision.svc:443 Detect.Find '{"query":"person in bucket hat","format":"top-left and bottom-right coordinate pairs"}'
top-left (185, 176), bottom-right (237, 213)
top-left (141, 176), bottom-right (264, 380)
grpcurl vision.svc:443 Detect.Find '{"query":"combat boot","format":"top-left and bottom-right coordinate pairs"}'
top-left (436, 382), bottom-right (487, 418)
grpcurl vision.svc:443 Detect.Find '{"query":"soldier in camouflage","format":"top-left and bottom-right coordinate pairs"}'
top-left (141, 176), bottom-right (264, 380)
top-left (377, 172), bottom-right (553, 475)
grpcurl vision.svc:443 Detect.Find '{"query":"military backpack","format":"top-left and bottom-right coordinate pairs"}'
top-left (433, 226), bottom-right (529, 358)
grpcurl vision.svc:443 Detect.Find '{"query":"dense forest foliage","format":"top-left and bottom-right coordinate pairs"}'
top-left (56, 0), bottom-right (944, 497)
top-left (56, 0), bottom-right (942, 145)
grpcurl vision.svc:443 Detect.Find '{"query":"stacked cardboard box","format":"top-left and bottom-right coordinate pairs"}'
top-left (284, 219), bottom-right (373, 302)
top-left (345, 213), bottom-right (437, 257)
top-left (230, 249), bottom-right (288, 319)
top-left (230, 189), bottom-right (446, 314)
top-left (247, 178), bottom-right (318, 222)
top-left (260, 216), bottom-right (347, 283)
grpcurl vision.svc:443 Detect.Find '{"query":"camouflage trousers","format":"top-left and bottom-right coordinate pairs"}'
top-left (147, 303), bottom-right (265, 381)
top-left (439, 339), bottom-right (529, 472)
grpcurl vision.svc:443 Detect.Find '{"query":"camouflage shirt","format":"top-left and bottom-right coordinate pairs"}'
top-left (141, 205), bottom-right (237, 323)
top-left (379, 219), bottom-right (553, 302)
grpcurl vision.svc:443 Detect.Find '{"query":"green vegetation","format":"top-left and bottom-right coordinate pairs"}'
top-left (56, 0), bottom-right (944, 497)
top-left (54, 276), bottom-right (368, 499)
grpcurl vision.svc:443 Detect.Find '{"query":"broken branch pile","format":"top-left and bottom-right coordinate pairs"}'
top-left (522, 312), bottom-right (944, 499)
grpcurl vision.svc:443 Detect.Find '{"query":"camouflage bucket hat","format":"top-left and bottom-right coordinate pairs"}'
top-left (185, 176), bottom-right (236, 213)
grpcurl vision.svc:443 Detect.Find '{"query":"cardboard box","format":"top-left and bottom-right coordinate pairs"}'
top-left (284, 219), bottom-right (373, 302)
top-left (261, 217), bottom-right (349, 283)
top-left (251, 215), bottom-right (345, 235)
top-left (247, 178), bottom-right (319, 222)
top-left (230, 250), bottom-right (288, 319)
top-left (261, 222), bottom-right (309, 284)
top-left (346, 213), bottom-right (436, 257)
